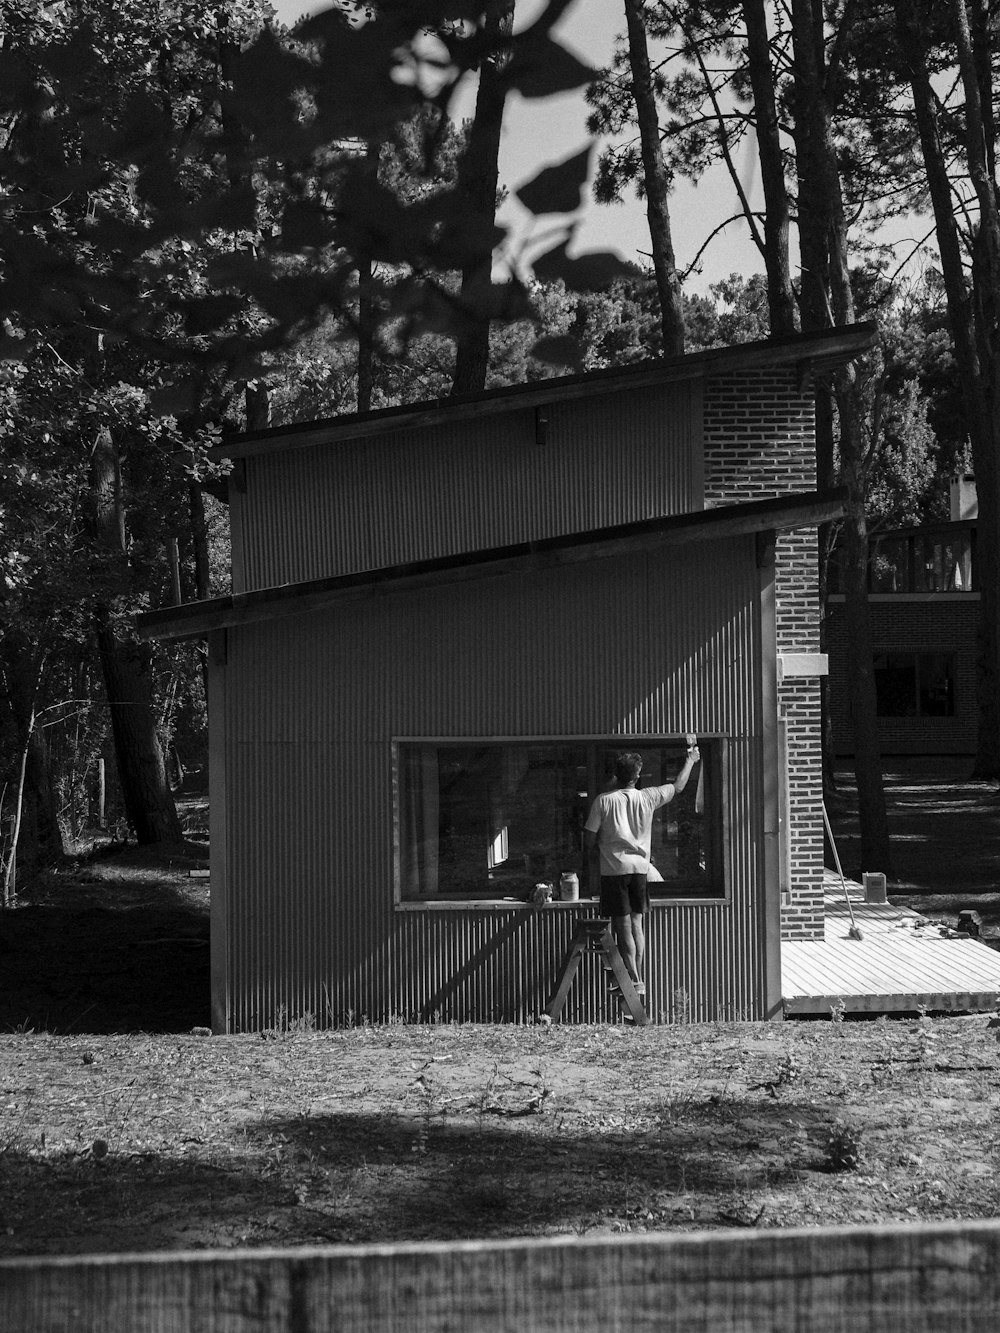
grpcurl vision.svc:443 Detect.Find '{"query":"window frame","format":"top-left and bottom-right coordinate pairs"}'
top-left (873, 652), bottom-right (957, 720)
top-left (392, 734), bottom-right (731, 911)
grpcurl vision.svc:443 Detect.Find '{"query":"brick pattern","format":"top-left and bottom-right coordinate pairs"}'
top-left (826, 597), bottom-right (979, 754)
top-left (703, 369), bottom-right (825, 939)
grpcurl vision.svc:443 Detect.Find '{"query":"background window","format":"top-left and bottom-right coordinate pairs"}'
top-left (397, 738), bottom-right (725, 903)
top-left (874, 653), bottom-right (955, 718)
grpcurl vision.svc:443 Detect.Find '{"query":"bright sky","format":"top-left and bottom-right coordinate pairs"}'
top-left (270, 0), bottom-right (769, 294)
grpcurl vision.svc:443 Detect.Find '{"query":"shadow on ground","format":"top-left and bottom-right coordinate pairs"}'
top-left (0, 905), bottom-right (210, 1033)
top-left (0, 1099), bottom-right (825, 1255)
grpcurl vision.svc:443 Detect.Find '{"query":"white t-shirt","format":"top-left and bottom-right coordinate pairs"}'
top-left (584, 784), bottom-right (675, 876)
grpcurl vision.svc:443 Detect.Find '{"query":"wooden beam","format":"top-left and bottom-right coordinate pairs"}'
top-left (5, 1219), bottom-right (1000, 1331)
top-left (138, 490), bottom-right (849, 643)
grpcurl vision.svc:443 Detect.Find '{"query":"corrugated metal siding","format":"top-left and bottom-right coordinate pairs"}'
top-left (233, 382), bottom-right (699, 592)
top-left (220, 536), bottom-right (766, 1030)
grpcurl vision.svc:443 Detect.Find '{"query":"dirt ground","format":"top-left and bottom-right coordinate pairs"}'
top-left (1, 761), bottom-right (1000, 1257)
top-left (2, 1015), bottom-right (1000, 1256)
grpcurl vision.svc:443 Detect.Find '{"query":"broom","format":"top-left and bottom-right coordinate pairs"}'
top-left (822, 800), bottom-right (863, 940)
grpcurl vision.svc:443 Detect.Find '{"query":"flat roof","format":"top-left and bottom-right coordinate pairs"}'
top-left (138, 488), bottom-right (848, 642)
top-left (212, 323), bottom-right (878, 462)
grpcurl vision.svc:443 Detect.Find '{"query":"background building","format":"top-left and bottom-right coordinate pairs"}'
top-left (827, 476), bottom-right (979, 756)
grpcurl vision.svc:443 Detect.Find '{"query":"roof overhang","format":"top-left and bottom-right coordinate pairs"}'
top-left (211, 323), bottom-right (878, 463)
top-left (138, 488), bottom-right (848, 643)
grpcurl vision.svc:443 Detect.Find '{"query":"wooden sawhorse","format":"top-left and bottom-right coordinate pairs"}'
top-left (545, 917), bottom-right (649, 1025)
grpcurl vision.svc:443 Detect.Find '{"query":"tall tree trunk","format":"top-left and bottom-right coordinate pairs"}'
top-left (87, 427), bottom-right (182, 845)
top-left (95, 627), bottom-right (182, 844)
top-left (451, 2), bottom-right (514, 396)
top-left (894, 0), bottom-right (1000, 776)
top-left (791, 0), bottom-right (838, 796)
top-left (950, 0), bottom-right (1000, 779)
top-left (357, 142), bottom-right (380, 413)
top-left (741, 0), bottom-right (796, 336)
top-left (791, 0), bottom-right (892, 874)
top-left (623, 0), bottom-right (685, 356)
top-left (189, 482), bottom-right (211, 703)
top-left (837, 379), bottom-right (892, 875)
top-left (243, 381), bottom-right (270, 432)
top-left (357, 253), bottom-right (376, 412)
top-left (0, 643), bottom-right (65, 878)
top-left (189, 484), bottom-right (211, 603)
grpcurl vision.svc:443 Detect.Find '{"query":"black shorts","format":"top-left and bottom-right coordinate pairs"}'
top-left (600, 874), bottom-right (649, 918)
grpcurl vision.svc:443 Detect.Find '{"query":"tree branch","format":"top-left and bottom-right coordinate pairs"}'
top-left (683, 18), bottom-right (766, 259)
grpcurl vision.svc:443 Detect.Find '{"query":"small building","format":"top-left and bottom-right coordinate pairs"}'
top-left (140, 324), bottom-right (876, 1032)
top-left (827, 477), bottom-right (979, 755)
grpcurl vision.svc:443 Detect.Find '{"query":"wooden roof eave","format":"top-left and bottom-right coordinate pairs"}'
top-left (137, 488), bottom-right (847, 644)
top-left (210, 324), bottom-right (878, 463)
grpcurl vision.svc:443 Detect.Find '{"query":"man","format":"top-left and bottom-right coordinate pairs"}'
top-left (583, 743), bottom-right (700, 996)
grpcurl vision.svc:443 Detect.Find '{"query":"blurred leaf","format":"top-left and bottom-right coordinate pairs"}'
top-left (205, 250), bottom-right (259, 291)
top-left (0, 332), bottom-right (33, 362)
top-left (332, 166), bottom-right (484, 265)
top-left (529, 333), bottom-right (583, 371)
top-left (223, 29), bottom-right (315, 150)
top-left (429, 192), bottom-right (508, 268)
top-left (394, 274), bottom-right (535, 344)
top-left (109, 90), bottom-right (169, 165)
top-left (532, 239), bottom-right (635, 292)
top-left (189, 186), bottom-right (259, 236)
top-left (515, 146), bottom-right (592, 215)
top-left (501, 33), bottom-right (598, 99)
top-left (134, 153), bottom-right (184, 212)
top-left (40, 25), bottom-right (101, 97)
top-left (148, 379), bottom-right (203, 418)
top-left (457, 272), bottom-right (535, 323)
top-left (279, 200), bottom-right (337, 252)
top-left (297, 8), bottom-right (420, 141)
top-left (184, 295), bottom-right (246, 336)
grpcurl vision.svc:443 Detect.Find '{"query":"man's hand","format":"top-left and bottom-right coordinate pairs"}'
top-left (674, 737), bottom-right (700, 794)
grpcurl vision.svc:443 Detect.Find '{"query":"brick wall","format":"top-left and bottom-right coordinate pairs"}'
top-left (827, 597), bottom-right (979, 754)
top-left (703, 369), bottom-right (825, 939)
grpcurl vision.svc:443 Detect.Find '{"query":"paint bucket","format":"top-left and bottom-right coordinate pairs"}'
top-left (559, 872), bottom-right (579, 902)
top-left (863, 872), bottom-right (887, 904)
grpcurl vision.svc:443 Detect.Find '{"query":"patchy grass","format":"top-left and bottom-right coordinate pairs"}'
top-left (2, 1015), bottom-right (1000, 1255)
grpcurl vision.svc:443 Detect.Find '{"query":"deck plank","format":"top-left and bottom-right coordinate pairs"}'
top-left (782, 872), bottom-right (1000, 1015)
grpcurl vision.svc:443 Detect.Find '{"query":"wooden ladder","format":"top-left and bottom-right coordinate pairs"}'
top-left (545, 918), bottom-right (649, 1026)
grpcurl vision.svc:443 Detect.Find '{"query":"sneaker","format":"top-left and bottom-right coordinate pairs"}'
top-left (633, 982), bottom-right (646, 996)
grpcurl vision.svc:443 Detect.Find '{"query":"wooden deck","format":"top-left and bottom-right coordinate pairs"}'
top-left (781, 871), bottom-right (1000, 1016)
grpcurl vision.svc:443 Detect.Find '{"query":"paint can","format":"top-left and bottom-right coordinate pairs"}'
top-left (559, 872), bottom-right (579, 902)
top-left (862, 872), bottom-right (887, 904)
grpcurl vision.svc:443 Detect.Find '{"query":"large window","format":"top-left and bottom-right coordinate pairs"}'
top-left (396, 737), bottom-right (726, 905)
top-left (829, 524), bottom-right (975, 594)
top-left (874, 653), bottom-right (955, 718)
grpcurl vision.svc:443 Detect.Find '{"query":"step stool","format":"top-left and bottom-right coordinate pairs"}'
top-left (544, 917), bottom-right (649, 1026)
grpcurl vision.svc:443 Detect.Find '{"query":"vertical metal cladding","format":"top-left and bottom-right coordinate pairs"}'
top-left (236, 382), bottom-right (700, 590)
top-left (221, 536), bottom-right (766, 1030)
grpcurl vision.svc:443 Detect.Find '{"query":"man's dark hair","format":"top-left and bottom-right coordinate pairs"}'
top-left (614, 752), bottom-right (643, 786)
